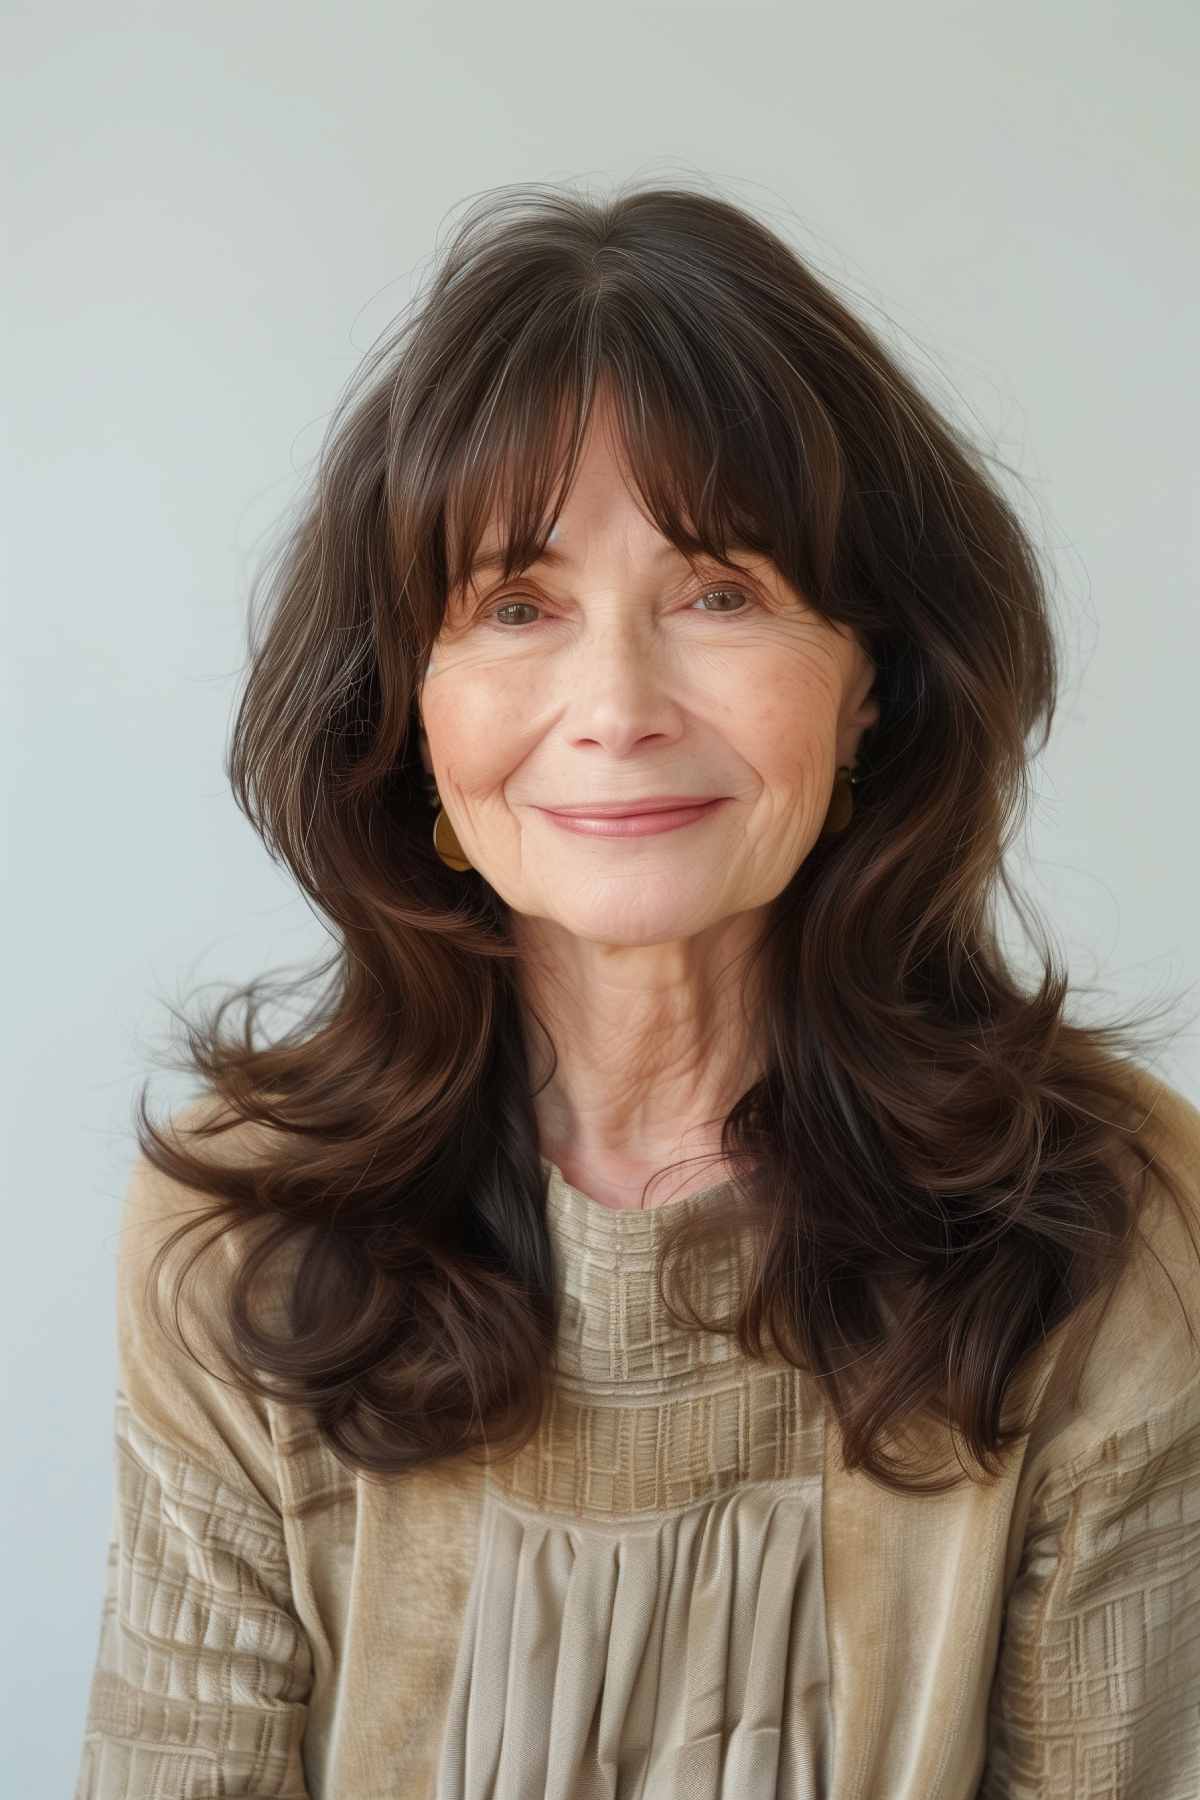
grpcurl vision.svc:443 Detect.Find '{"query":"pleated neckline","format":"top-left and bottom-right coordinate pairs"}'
top-left (435, 1159), bottom-right (829, 1796)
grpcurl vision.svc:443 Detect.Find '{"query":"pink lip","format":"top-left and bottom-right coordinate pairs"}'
top-left (544, 796), bottom-right (723, 817)
top-left (536, 798), bottom-right (726, 838)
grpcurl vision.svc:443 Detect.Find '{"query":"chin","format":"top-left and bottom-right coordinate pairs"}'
top-left (549, 893), bottom-right (737, 946)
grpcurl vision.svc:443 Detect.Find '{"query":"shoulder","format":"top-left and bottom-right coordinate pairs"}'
top-left (1111, 1065), bottom-right (1200, 1381)
top-left (117, 1091), bottom-right (281, 1278)
top-left (117, 1088), bottom-right (302, 1363)
top-left (1022, 1065), bottom-right (1200, 1487)
top-left (113, 1092), bottom-right (291, 1509)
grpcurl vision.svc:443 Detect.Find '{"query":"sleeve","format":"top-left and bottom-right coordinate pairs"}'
top-left (976, 1365), bottom-right (1200, 1799)
top-left (75, 1139), bottom-right (315, 1800)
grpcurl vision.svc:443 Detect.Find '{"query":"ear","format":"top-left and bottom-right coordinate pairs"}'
top-left (854, 688), bottom-right (882, 733)
top-left (850, 657), bottom-right (882, 733)
top-left (837, 669), bottom-right (881, 769)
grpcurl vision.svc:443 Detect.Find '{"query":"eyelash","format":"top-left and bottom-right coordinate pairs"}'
top-left (480, 584), bottom-right (756, 631)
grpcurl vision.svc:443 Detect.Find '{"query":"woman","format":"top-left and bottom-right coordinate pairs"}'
top-left (76, 183), bottom-right (1200, 1799)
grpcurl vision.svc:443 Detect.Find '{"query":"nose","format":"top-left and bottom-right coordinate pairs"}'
top-left (560, 617), bottom-right (685, 753)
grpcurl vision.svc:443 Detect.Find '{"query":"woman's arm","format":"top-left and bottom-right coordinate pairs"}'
top-left (76, 1393), bottom-right (313, 1798)
top-left (75, 1140), bottom-right (314, 1798)
top-left (977, 1367), bottom-right (1200, 1798)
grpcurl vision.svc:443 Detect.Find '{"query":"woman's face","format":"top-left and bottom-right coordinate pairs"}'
top-left (417, 397), bottom-right (880, 947)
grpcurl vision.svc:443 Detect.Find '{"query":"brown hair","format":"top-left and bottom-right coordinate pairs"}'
top-left (133, 178), bottom-right (1199, 1496)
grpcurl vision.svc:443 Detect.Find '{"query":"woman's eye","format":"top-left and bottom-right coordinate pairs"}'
top-left (490, 600), bottom-right (541, 627)
top-left (691, 585), bottom-right (751, 614)
top-left (485, 585), bottom-right (753, 629)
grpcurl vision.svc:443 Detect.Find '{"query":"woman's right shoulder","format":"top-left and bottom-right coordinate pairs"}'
top-left (112, 1092), bottom-right (293, 1509)
top-left (118, 1090), bottom-right (283, 1253)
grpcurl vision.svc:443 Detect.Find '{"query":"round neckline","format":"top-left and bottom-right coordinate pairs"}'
top-left (539, 1154), bottom-right (737, 1232)
top-left (536, 1155), bottom-right (761, 1387)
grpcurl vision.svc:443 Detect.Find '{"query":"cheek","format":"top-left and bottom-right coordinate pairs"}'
top-left (420, 672), bottom-right (529, 797)
top-left (742, 659), bottom-right (841, 784)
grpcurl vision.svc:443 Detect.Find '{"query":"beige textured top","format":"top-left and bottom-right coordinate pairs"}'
top-left (76, 1077), bottom-right (1200, 1799)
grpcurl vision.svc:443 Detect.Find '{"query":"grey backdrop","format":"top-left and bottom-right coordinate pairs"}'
top-left (5, 3), bottom-right (1197, 1791)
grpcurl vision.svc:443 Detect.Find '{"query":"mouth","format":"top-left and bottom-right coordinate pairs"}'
top-left (534, 798), bottom-right (728, 838)
top-left (541, 796), bottom-right (725, 818)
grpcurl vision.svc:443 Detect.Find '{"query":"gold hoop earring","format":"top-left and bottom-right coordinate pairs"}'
top-left (432, 802), bottom-right (472, 872)
top-left (424, 764), bottom-right (472, 871)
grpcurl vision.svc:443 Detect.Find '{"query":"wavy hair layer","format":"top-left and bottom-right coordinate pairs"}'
top-left (134, 178), bottom-right (1199, 1495)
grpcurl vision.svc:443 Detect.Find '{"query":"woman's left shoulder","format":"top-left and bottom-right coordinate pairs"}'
top-left (1028, 1066), bottom-right (1200, 1482)
top-left (1121, 1064), bottom-right (1200, 1313)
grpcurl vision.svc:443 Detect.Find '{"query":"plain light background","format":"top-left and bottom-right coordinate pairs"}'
top-left (5, 2), bottom-right (1197, 1788)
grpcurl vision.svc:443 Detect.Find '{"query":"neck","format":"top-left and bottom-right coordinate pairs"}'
top-left (513, 911), bottom-right (765, 1210)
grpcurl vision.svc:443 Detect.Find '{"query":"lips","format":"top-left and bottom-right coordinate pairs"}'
top-left (543, 797), bottom-right (722, 818)
top-left (536, 798), bottom-right (727, 839)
